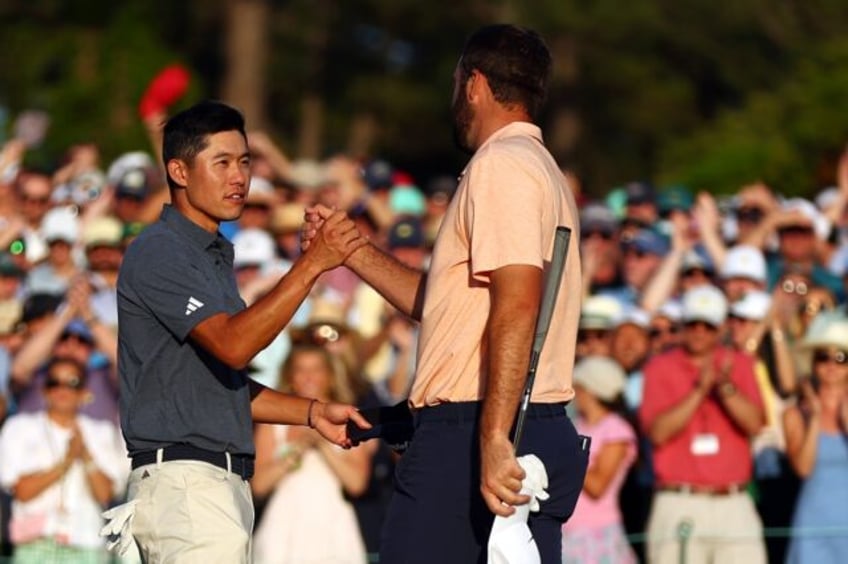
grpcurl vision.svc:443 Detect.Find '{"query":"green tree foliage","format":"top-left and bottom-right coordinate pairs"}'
top-left (1, 0), bottom-right (847, 197)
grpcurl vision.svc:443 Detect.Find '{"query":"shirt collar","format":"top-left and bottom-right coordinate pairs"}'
top-left (460, 121), bottom-right (543, 178)
top-left (160, 205), bottom-right (231, 253)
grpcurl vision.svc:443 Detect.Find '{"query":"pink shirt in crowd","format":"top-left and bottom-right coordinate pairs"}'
top-left (564, 413), bottom-right (637, 531)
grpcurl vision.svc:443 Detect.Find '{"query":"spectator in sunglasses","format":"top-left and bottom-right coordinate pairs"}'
top-left (0, 356), bottom-right (125, 561)
top-left (580, 203), bottom-right (625, 300)
top-left (784, 311), bottom-right (848, 564)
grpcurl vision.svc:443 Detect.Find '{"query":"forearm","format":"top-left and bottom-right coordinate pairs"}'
top-left (345, 243), bottom-right (426, 321)
top-left (640, 249), bottom-right (685, 313)
top-left (14, 461), bottom-right (70, 502)
top-left (249, 380), bottom-right (314, 425)
top-left (316, 442), bottom-right (370, 497)
top-left (11, 311), bottom-right (72, 385)
top-left (790, 420), bottom-right (820, 477)
top-left (649, 387), bottom-right (707, 445)
top-left (84, 465), bottom-right (114, 506)
top-left (739, 214), bottom-right (778, 250)
top-left (720, 392), bottom-right (764, 436)
top-left (770, 327), bottom-right (797, 395)
top-left (700, 228), bottom-right (726, 270)
top-left (480, 267), bottom-right (541, 443)
top-left (203, 257), bottom-right (323, 368)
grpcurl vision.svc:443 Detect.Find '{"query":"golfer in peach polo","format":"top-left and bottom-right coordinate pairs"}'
top-left (305, 24), bottom-right (587, 564)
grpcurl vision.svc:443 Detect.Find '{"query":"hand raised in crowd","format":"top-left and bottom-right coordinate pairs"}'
top-left (480, 433), bottom-right (530, 517)
top-left (66, 274), bottom-right (92, 316)
top-left (309, 402), bottom-right (371, 449)
top-left (301, 210), bottom-right (367, 272)
top-left (669, 210), bottom-right (695, 252)
top-left (65, 424), bottom-right (89, 466)
top-left (738, 182), bottom-right (779, 214)
top-left (799, 378), bottom-right (822, 419)
top-left (692, 191), bottom-right (721, 237)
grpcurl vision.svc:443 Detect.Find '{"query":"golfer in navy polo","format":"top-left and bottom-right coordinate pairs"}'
top-left (108, 101), bottom-right (369, 563)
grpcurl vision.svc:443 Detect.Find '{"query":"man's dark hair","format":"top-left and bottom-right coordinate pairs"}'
top-left (459, 24), bottom-right (552, 120)
top-left (162, 100), bottom-right (247, 190)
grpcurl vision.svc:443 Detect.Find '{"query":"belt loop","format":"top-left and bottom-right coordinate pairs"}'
top-left (155, 448), bottom-right (163, 468)
top-left (225, 452), bottom-right (232, 475)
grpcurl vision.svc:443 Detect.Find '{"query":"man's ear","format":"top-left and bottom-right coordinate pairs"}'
top-left (466, 69), bottom-right (490, 105)
top-left (167, 159), bottom-right (189, 189)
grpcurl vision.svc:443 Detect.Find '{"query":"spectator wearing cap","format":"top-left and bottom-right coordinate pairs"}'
top-left (621, 181), bottom-right (658, 236)
top-left (640, 285), bottom-right (766, 563)
top-left (26, 206), bottom-right (81, 296)
top-left (656, 185), bottom-right (694, 219)
top-left (240, 176), bottom-right (278, 232)
top-left (620, 229), bottom-right (669, 306)
top-left (11, 278), bottom-right (119, 423)
top-left (423, 175), bottom-right (457, 247)
top-left (745, 197), bottom-right (844, 301)
top-left (13, 173), bottom-right (54, 265)
top-left (111, 160), bottom-right (156, 225)
top-left (727, 290), bottom-right (799, 564)
top-left (731, 183), bottom-right (778, 245)
top-left (269, 202), bottom-right (306, 263)
top-left (577, 295), bottom-right (622, 360)
top-left (784, 311), bottom-right (848, 564)
top-left (82, 215), bottom-right (125, 329)
top-left (358, 217), bottom-right (427, 403)
top-left (581, 203), bottom-right (625, 301)
top-left (720, 245), bottom-right (767, 302)
top-left (612, 308), bottom-right (652, 411)
top-left (648, 301), bottom-right (682, 356)
top-left (562, 356), bottom-right (638, 564)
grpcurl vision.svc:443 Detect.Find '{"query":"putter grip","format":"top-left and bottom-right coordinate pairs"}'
top-left (532, 226), bottom-right (571, 353)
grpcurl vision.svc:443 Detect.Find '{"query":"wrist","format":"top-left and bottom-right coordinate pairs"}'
top-left (306, 399), bottom-right (320, 428)
top-left (718, 380), bottom-right (737, 399)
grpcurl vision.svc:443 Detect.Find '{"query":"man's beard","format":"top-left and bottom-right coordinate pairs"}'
top-left (451, 93), bottom-right (474, 155)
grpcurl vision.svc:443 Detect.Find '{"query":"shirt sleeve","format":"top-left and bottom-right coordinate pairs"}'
top-left (464, 146), bottom-right (546, 282)
top-left (123, 240), bottom-right (230, 341)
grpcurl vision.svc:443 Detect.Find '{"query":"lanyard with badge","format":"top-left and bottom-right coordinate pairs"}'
top-left (43, 415), bottom-right (75, 544)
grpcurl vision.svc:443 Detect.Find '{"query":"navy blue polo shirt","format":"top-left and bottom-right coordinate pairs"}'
top-left (117, 205), bottom-right (254, 456)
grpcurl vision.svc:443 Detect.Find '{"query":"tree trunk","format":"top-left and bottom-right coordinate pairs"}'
top-left (222, 0), bottom-right (269, 129)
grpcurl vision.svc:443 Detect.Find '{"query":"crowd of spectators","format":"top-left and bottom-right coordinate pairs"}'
top-left (0, 100), bottom-right (847, 563)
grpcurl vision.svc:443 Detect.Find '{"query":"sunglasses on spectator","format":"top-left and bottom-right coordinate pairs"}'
top-left (21, 194), bottom-right (49, 204)
top-left (682, 268), bottom-right (710, 279)
top-left (649, 326), bottom-right (679, 338)
top-left (812, 350), bottom-right (848, 366)
top-left (583, 231), bottom-right (613, 241)
top-left (578, 330), bottom-right (608, 342)
top-left (736, 207), bottom-right (764, 223)
top-left (781, 279), bottom-right (808, 296)
top-left (778, 225), bottom-right (814, 236)
top-left (45, 375), bottom-right (84, 390)
top-left (683, 320), bottom-right (718, 331)
top-left (620, 218), bottom-right (650, 230)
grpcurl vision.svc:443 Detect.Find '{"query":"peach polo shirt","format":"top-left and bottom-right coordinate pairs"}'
top-left (409, 121), bottom-right (582, 408)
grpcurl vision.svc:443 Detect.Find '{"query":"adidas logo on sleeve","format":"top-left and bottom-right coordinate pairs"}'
top-left (185, 296), bottom-right (205, 316)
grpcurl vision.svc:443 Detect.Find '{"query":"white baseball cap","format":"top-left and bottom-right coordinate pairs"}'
top-left (654, 300), bottom-right (683, 323)
top-left (233, 228), bottom-right (275, 268)
top-left (729, 291), bottom-right (771, 321)
top-left (41, 206), bottom-right (79, 243)
top-left (580, 295), bottom-right (623, 330)
top-left (781, 197), bottom-right (831, 240)
top-left (721, 245), bottom-right (767, 283)
top-left (614, 307), bottom-right (651, 330)
top-left (573, 356), bottom-right (627, 401)
top-left (682, 285), bottom-right (728, 327)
